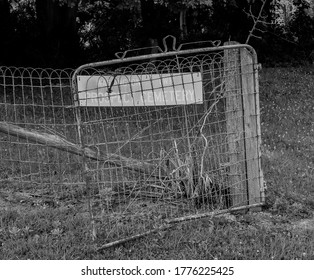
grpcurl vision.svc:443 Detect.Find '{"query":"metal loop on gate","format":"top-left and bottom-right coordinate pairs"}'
top-left (162, 35), bottom-right (177, 52)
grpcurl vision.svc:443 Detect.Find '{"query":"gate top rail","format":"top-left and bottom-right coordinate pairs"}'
top-left (72, 36), bottom-right (258, 88)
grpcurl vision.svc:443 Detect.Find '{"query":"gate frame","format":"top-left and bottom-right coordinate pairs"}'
top-left (71, 41), bottom-right (265, 232)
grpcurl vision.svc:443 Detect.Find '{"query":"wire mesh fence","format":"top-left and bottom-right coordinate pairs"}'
top-left (72, 41), bottom-right (264, 246)
top-left (0, 67), bottom-right (86, 204)
top-left (0, 40), bottom-right (264, 247)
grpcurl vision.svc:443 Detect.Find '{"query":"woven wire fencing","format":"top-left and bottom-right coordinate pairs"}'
top-left (0, 67), bottom-right (87, 204)
top-left (73, 42), bottom-right (264, 246)
top-left (0, 42), bottom-right (264, 247)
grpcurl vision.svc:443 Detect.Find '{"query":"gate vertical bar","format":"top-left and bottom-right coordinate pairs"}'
top-left (72, 73), bottom-right (97, 240)
top-left (224, 42), bottom-right (247, 207)
top-left (254, 61), bottom-right (265, 205)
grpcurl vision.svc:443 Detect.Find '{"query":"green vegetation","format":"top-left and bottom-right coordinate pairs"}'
top-left (1, 66), bottom-right (314, 259)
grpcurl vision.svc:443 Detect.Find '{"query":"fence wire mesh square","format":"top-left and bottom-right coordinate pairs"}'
top-left (0, 45), bottom-right (264, 246)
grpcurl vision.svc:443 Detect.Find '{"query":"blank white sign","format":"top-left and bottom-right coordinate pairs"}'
top-left (77, 73), bottom-right (203, 106)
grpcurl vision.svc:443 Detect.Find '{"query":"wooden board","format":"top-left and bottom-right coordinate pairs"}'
top-left (224, 42), bottom-right (247, 206)
top-left (240, 48), bottom-right (261, 205)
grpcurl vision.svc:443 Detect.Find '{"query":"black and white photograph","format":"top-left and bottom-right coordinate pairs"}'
top-left (0, 1), bottom-right (313, 277)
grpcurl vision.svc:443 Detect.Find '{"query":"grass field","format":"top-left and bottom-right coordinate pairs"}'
top-left (0, 66), bottom-right (314, 259)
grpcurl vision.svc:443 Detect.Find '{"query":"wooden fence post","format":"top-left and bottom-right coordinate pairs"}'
top-left (224, 42), bottom-right (247, 207)
top-left (240, 48), bottom-right (263, 207)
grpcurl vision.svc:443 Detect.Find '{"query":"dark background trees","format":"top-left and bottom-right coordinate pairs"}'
top-left (0, 0), bottom-right (313, 68)
top-left (35, 0), bottom-right (80, 67)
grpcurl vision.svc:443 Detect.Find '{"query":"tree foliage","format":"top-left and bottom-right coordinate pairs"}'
top-left (289, 0), bottom-right (314, 48)
top-left (0, 0), bottom-right (313, 67)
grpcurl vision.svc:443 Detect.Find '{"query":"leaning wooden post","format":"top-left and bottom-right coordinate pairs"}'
top-left (240, 48), bottom-right (264, 209)
top-left (224, 42), bottom-right (247, 207)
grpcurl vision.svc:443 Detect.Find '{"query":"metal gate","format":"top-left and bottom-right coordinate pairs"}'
top-left (72, 36), bottom-right (264, 247)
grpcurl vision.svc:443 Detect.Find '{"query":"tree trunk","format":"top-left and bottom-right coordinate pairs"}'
top-left (35, 0), bottom-right (80, 67)
top-left (179, 9), bottom-right (188, 40)
top-left (140, 0), bottom-right (159, 47)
